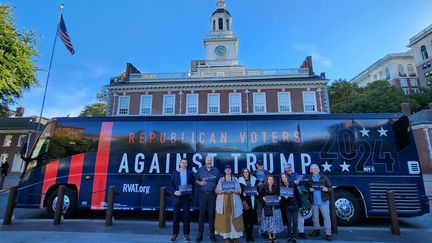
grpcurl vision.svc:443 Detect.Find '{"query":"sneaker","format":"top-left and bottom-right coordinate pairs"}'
top-left (309, 230), bottom-right (320, 237)
top-left (325, 234), bottom-right (332, 241)
top-left (184, 234), bottom-right (190, 242)
top-left (298, 233), bottom-right (307, 239)
top-left (170, 234), bottom-right (178, 242)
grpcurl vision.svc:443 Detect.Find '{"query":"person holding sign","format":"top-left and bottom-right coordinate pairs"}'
top-left (169, 159), bottom-right (195, 242)
top-left (215, 164), bottom-right (244, 243)
top-left (260, 175), bottom-right (284, 242)
top-left (284, 163), bottom-right (308, 239)
top-left (280, 173), bottom-right (300, 243)
top-left (239, 168), bottom-right (258, 242)
top-left (307, 164), bottom-right (333, 241)
top-left (195, 155), bottom-right (220, 242)
top-left (252, 160), bottom-right (270, 238)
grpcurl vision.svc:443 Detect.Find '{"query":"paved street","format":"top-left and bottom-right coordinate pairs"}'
top-left (1, 174), bottom-right (431, 242)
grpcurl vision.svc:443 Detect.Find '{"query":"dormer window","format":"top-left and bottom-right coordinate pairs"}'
top-left (218, 18), bottom-right (223, 30)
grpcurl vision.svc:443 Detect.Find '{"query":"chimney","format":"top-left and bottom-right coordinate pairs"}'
top-left (320, 72), bottom-right (326, 78)
top-left (16, 107), bottom-right (24, 117)
top-left (401, 103), bottom-right (411, 116)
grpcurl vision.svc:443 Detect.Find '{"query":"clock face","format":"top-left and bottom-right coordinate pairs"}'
top-left (214, 45), bottom-right (227, 57)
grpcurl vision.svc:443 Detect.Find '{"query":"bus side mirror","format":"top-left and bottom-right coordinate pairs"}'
top-left (20, 142), bottom-right (28, 155)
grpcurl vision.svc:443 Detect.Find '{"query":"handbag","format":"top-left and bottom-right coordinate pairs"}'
top-left (264, 206), bottom-right (273, 217)
top-left (242, 200), bottom-right (250, 211)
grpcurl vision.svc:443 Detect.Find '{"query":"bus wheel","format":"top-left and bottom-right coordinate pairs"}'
top-left (334, 190), bottom-right (362, 226)
top-left (46, 187), bottom-right (77, 218)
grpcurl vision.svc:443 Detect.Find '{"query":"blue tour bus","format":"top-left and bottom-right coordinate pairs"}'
top-left (17, 113), bottom-right (429, 225)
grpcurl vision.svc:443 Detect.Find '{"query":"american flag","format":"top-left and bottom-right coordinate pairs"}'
top-left (57, 14), bottom-right (75, 55)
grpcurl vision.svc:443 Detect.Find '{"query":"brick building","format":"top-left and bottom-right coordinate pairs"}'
top-left (106, 0), bottom-right (329, 116)
top-left (0, 109), bottom-right (47, 174)
top-left (410, 106), bottom-right (432, 174)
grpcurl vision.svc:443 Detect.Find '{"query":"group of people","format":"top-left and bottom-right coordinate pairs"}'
top-left (168, 156), bottom-right (333, 243)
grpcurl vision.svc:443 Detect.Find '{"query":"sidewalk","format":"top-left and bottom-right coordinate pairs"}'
top-left (1, 218), bottom-right (431, 243)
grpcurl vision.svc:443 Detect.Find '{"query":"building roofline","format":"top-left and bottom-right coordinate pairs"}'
top-left (350, 52), bottom-right (413, 82)
top-left (408, 24), bottom-right (432, 47)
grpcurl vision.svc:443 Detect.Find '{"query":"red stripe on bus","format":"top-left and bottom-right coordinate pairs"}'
top-left (68, 153), bottom-right (85, 196)
top-left (91, 122), bottom-right (113, 209)
top-left (40, 160), bottom-right (59, 208)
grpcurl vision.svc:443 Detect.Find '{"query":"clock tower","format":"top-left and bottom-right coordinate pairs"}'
top-left (203, 0), bottom-right (239, 67)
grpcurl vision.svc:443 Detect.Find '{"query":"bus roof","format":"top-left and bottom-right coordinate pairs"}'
top-left (51, 113), bottom-right (404, 123)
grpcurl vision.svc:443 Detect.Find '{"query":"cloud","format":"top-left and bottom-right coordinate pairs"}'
top-left (292, 43), bottom-right (333, 68)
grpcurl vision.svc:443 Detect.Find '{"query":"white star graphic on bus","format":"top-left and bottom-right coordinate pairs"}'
top-left (339, 161), bottom-right (351, 172)
top-left (377, 127), bottom-right (388, 137)
top-left (321, 161), bottom-right (332, 172)
top-left (359, 127), bottom-right (370, 137)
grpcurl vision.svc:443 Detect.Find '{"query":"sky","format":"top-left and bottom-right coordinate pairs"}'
top-left (6, 0), bottom-right (432, 118)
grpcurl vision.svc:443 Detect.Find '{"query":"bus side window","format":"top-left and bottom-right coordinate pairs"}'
top-left (391, 116), bottom-right (410, 151)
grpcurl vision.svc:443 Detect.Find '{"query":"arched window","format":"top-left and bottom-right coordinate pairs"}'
top-left (421, 45), bottom-right (429, 60)
top-left (226, 19), bottom-right (230, 31)
top-left (218, 18), bottom-right (223, 30)
top-left (398, 64), bottom-right (406, 77)
top-left (407, 64), bottom-right (415, 76)
top-left (373, 74), bottom-right (377, 80)
top-left (385, 67), bottom-right (390, 80)
top-left (379, 70), bottom-right (384, 80)
top-left (213, 20), bottom-right (216, 31)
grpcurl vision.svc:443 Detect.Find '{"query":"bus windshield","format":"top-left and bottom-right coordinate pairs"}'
top-left (25, 122), bottom-right (54, 172)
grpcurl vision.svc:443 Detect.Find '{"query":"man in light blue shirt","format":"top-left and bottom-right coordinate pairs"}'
top-left (308, 164), bottom-right (332, 241)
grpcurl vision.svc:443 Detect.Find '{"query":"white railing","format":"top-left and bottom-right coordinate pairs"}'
top-left (127, 68), bottom-right (310, 82)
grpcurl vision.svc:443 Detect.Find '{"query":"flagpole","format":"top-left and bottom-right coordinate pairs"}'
top-left (37, 4), bottom-right (64, 132)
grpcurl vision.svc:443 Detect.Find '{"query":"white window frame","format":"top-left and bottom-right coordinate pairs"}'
top-left (400, 78), bottom-right (408, 87)
top-left (277, 92), bottom-right (292, 113)
top-left (253, 92), bottom-right (266, 113)
top-left (229, 93), bottom-right (242, 114)
top-left (117, 96), bottom-right (130, 115)
top-left (409, 79), bottom-right (418, 87)
top-left (139, 95), bottom-right (153, 115)
top-left (207, 93), bottom-right (220, 114)
top-left (302, 91), bottom-right (317, 112)
top-left (17, 135), bottom-right (27, 147)
top-left (402, 88), bottom-right (410, 95)
top-left (3, 135), bottom-right (12, 147)
top-left (163, 94), bottom-right (175, 115)
top-left (186, 94), bottom-right (199, 114)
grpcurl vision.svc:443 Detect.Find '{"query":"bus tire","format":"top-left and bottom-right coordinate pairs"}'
top-left (46, 186), bottom-right (77, 218)
top-left (334, 190), bottom-right (362, 226)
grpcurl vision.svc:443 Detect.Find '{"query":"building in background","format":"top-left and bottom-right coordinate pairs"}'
top-left (350, 52), bottom-right (421, 94)
top-left (0, 107), bottom-right (47, 175)
top-left (408, 24), bottom-right (432, 87)
top-left (106, 0), bottom-right (329, 116)
top-left (410, 105), bottom-right (432, 175)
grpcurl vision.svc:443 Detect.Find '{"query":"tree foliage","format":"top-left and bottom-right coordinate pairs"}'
top-left (0, 4), bottom-right (38, 115)
top-left (329, 79), bottom-right (431, 113)
top-left (79, 89), bottom-right (107, 117)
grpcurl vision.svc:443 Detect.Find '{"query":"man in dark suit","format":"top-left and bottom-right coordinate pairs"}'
top-left (169, 159), bottom-right (195, 242)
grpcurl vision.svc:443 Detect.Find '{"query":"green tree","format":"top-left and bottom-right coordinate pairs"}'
top-left (406, 77), bottom-right (432, 112)
top-left (329, 80), bottom-right (416, 113)
top-left (329, 79), bottom-right (362, 113)
top-left (350, 80), bottom-right (415, 113)
top-left (0, 4), bottom-right (38, 115)
top-left (79, 89), bottom-right (107, 117)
